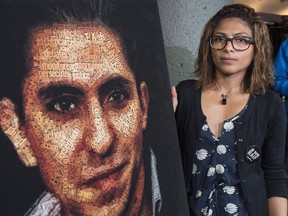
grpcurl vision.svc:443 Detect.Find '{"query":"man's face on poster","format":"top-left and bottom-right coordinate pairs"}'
top-left (2, 24), bottom-right (149, 215)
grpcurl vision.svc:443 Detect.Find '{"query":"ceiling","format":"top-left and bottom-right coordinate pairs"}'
top-left (235, 0), bottom-right (288, 23)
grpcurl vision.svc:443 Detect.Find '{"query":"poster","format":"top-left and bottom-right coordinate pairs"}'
top-left (0, 0), bottom-right (189, 215)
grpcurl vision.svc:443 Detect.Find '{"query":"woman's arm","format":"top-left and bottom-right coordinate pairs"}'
top-left (262, 94), bottom-right (288, 214)
top-left (171, 86), bottom-right (178, 112)
top-left (268, 197), bottom-right (287, 216)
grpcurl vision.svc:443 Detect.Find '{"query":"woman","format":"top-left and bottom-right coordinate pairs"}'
top-left (172, 4), bottom-right (288, 216)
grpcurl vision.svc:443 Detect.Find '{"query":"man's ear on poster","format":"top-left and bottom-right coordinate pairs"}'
top-left (139, 81), bottom-right (149, 130)
top-left (0, 97), bottom-right (37, 167)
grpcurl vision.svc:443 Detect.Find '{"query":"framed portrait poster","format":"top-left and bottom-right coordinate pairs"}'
top-left (0, 0), bottom-right (189, 215)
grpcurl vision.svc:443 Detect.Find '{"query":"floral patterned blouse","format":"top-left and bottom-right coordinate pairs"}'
top-left (189, 105), bottom-right (249, 216)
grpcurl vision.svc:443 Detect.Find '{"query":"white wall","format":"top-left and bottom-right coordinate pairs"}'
top-left (157, 0), bottom-right (233, 86)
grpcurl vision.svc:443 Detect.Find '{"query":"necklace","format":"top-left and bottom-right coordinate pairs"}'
top-left (215, 82), bottom-right (232, 105)
top-left (220, 94), bottom-right (229, 105)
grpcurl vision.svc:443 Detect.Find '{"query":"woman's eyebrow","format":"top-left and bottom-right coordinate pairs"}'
top-left (213, 32), bottom-right (250, 36)
top-left (38, 84), bottom-right (84, 100)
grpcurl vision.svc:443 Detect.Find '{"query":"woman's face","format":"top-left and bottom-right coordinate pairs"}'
top-left (210, 18), bottom-right (254, 78)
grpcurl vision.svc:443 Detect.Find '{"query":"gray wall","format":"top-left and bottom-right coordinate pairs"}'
top-left (157, 0), bottom-right (233, 86)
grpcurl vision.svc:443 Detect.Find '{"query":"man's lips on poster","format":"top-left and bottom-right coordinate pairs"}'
top-left (81, 161), bottom-right (128, 189)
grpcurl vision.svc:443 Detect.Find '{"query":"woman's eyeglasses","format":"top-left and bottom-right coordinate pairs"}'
top-left (209, 36), bottom-right (255, 51)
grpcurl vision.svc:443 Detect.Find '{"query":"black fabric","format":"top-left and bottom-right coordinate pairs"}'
top-left (175, 79), bottom-right (287, 216)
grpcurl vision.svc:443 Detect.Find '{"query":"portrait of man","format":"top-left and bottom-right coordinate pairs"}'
top-left (0, 0), bottom-right (188, 215)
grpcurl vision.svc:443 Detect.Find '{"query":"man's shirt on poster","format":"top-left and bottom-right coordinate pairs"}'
top-left (25, 148), bottom-right (162, 216)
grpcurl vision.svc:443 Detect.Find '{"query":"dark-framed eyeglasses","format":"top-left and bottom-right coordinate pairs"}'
top-left (209, 36), bottom-right (255, 51)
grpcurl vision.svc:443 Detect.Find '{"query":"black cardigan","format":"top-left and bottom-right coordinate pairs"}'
top-left (175, 80), bottom-right (287, 216)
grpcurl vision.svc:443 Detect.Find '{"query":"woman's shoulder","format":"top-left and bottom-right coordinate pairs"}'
top-left (253, 89), bottom-right (283, 108)
top-left (257, 89), bottom-right (281, 100)
top-left (175, 80), bottom-right (201, 109)
top-left (176, 79), bottom-right (198, 91)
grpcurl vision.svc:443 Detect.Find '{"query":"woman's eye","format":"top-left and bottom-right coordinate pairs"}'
top-left (46, 96), bottom-right (79, 113)
top-left (214, 37), bottom-right (222, 42)
top-left (236, 37), bottom-right (249, 43)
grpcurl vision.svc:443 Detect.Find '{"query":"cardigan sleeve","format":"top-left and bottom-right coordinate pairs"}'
top-left (175, 80), bottom-right (191, 189)
top-left (261, 92), bottom-right (287, 198)
top-left (174, 79), bottom-right (198, 190)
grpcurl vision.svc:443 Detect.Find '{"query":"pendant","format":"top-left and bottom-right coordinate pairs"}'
top-left (221, 94), bottom-right (228, 105)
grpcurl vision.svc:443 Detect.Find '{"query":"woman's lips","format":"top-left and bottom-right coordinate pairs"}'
top-left (82, 162), bottom-right (127, 189)
top-left (221, 57), bottom-right (237, 63)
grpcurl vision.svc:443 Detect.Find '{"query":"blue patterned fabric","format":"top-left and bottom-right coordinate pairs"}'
top-left (189, 106), bottom-right (249, 216)
top-left (275, 39), bottom-right (288, 97)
